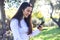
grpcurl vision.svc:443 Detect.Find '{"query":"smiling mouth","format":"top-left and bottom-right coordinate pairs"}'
top-left (25, 14), bottom-right (29, 17)
top-left (26, 14), bottom-right (29, 16)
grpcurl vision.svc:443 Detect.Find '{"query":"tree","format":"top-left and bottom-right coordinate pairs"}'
top-left (0, 0), bottom-right (6, 40)
top-left (30, 0), bottom-right (36, 8)
top-left (50, 1), bottom-right (60, 28)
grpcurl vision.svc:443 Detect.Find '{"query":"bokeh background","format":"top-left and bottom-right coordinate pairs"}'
top-left (0, 0), bottom-right (60, 40)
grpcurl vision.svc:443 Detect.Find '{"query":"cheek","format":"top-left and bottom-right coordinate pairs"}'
top-left (23, 11), bottom-right (27, 15)
top-left (23, 11), bottom-right (28, 17)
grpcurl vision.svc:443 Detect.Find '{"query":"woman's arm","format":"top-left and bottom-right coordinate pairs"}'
top-left (10, 19), bottom-right (22, 40)
top-left (29, 19), bottom-right (42, 37)
top-left (29, 28), bottom-right (41, 37)
top-left (29, 24), bottom-right (42, 37)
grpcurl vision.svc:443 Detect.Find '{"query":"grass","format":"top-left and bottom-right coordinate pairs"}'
top-left (30, 26), bottom-right (60, 40)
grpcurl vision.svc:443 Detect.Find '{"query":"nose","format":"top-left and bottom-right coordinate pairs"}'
top-left (28, 12), bottom-right (31, 15)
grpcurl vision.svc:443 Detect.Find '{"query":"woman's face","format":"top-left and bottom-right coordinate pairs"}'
top-left (22, 7), bottom-right (32, 18)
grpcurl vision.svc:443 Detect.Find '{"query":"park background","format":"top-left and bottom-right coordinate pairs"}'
top-left (0, 0), bottom-right (60, 40)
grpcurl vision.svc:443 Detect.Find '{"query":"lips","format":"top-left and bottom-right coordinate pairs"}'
top-left (25, 14), bottom-right (29, 18)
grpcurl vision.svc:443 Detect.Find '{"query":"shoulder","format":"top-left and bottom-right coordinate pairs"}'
top-left (10, 18), bottom-right (18, 24)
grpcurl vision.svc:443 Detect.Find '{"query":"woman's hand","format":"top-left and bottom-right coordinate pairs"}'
top-left (37, 25), bottom-right (43, 31)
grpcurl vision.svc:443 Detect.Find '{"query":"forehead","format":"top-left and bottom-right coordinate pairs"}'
top-left (25, 7), bottom-right (32, 10)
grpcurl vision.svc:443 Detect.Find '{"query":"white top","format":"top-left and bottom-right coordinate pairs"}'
top-left (10, 18), bottom-right (40, 40)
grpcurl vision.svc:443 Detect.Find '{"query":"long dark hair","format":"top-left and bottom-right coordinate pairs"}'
top-left (12, 2), bottom-right (32, 35)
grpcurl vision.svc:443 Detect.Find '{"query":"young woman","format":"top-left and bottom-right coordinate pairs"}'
top-left (10, 2), bottom-right (42, 40)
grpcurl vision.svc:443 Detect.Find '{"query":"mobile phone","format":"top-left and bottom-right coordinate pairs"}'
top-left (38, 21), bottom-right (44, 27)
top-left (40, 21), bottom-right (44, 25)
top-left (37, 21), bottom-right (44, 28)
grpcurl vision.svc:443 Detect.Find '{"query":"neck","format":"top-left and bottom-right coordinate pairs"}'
top-left (23, 16), bottom-right (25, 19)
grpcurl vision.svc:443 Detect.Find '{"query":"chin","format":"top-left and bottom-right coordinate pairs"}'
top-left (25, 16), bottom-right (28, 18)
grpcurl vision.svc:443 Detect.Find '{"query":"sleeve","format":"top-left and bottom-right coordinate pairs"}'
top-left (29, 28), bottom-right (41, 37)
top-left (10, 19), bottom-right (22, 40)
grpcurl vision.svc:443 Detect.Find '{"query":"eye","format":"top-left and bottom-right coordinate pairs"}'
top-left (27, 10), bottom-right (32, 13)
top-left (27, 10), bottom-right (30, 12)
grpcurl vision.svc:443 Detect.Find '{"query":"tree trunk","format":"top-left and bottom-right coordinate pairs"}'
top-left (51, 17), bottom-right (60, 28)
top-left (50, 1), bottom-right (60, 28)
top-left (30, 0), bottom-right (36, 8)
top-left (58, 18), bottom-right (60, 28)
top-left (0, 0), bottom-right (6, 40)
